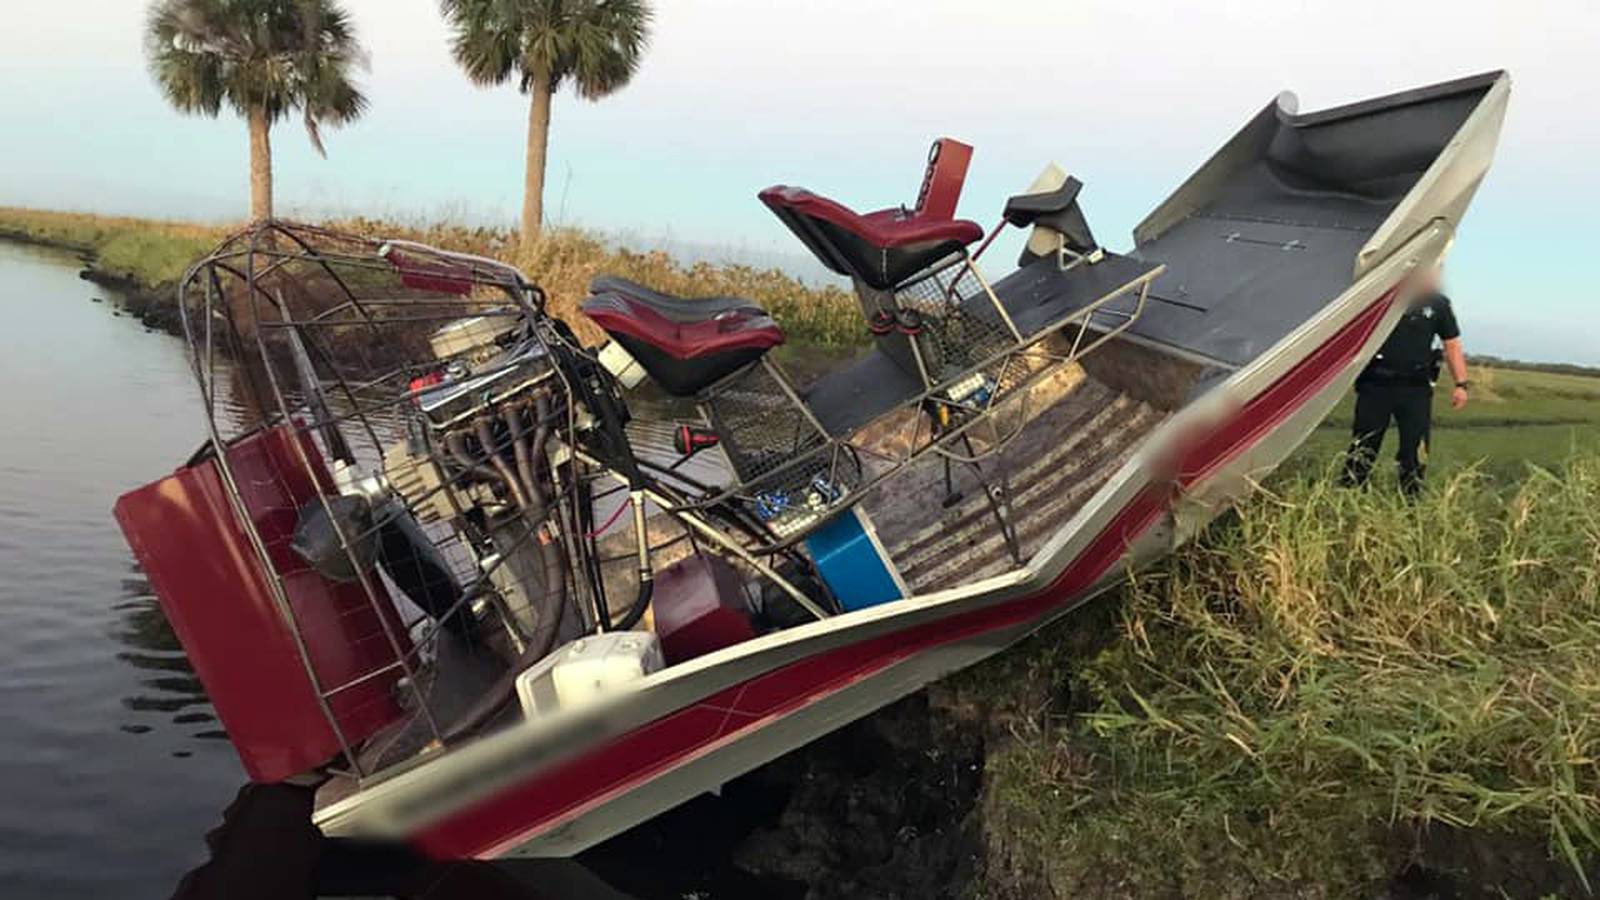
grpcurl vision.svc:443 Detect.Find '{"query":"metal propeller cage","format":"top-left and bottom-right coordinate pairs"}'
top-left (174, 220), bottom-right (581, 779)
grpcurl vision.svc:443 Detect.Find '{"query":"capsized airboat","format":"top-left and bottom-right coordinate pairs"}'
top-left (115, 71), bottom-right (1507, 858)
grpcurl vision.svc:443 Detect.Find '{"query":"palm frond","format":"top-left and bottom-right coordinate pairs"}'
top-left (439, 0), bottom-right (523, 87)
top-left (143, 0), bottom-right (368, 148)
top-left (438, 0), bottom-right (653, 98)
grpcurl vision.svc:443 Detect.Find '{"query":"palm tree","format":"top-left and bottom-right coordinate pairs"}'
top-left (145, 0), bottom-right (368, 221)
top-left (440, 0), bottom-right (651, 247)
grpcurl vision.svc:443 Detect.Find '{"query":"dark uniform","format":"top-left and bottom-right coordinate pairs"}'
top-left (1341, 292), bottom-right (1459, 494)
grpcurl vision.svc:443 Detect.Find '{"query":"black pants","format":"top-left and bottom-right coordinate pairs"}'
top-left (1341, 381), bottom-right (1433, 495)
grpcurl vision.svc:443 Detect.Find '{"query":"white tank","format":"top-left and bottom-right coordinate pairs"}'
top-left (514, 631), bottom-right (664, 718)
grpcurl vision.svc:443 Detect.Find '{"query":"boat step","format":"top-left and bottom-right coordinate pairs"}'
top-left (894, 401), bottom-right (1164, 592)
top-left (884, 391), bottom-right (1141, 570)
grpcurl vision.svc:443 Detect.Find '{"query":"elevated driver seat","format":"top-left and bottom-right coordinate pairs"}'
top-left (760, 138), bottom-right (986, 382)
top-left (582, 276), bottom-right (785, 397)
top-left (758, 186), bottom-right (984, 291)
top-left (759, 137), bottom-right (983, 292)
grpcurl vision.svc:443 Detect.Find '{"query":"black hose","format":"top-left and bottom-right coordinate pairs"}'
top-left (613, 579), bottom-right (654, 631)
top-left (610, 494), bottom-right (655, 631)
top-left (577, 472), bottom-right (613, 631)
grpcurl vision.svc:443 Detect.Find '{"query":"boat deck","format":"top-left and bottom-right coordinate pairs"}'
top-left (860, 363), bottom-right (1167, 593)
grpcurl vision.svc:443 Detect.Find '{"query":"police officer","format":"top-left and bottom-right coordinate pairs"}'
top-left (1341, 266), bottom-right (1469, 495)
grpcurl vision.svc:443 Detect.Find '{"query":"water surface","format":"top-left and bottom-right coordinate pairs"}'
top-left (0, 241), bottom-right (243, 898)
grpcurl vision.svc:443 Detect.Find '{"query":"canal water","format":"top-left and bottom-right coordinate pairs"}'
top-left (0, 240), bottom-right (244, 898)
top-left (0, 239), bottom-right (967, 900)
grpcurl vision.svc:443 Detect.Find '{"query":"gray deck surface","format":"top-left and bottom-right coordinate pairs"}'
top-left (863, 366), bottom-right (1168, 593)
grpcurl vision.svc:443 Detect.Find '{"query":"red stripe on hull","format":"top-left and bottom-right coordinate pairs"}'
top-left (415, 289), bottom-right (1397, 858)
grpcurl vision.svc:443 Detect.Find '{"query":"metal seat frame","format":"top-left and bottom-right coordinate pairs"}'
top-left (672, 248), bottom-right (1165, 551)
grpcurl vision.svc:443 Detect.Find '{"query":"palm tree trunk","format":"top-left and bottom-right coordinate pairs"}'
top-left (522, 69), bottom-right (553, 249)
top-left (248, 105), bottom-right (274, 221)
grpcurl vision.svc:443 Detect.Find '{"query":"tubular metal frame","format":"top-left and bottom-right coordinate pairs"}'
top-left (167, 219), bottom-right (1159, 786)
top-left (674, 255), bottom-right (1164, 552)
top-left (176, 221), bottom-right (558, 783)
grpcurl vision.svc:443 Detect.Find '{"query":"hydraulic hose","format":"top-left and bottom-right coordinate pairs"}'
top-left (577, 473), bottom-right (613, 632)
top-left (572, 353), bottom-right (656, 631)
top-left (611, 491), bottom-right (655, 631)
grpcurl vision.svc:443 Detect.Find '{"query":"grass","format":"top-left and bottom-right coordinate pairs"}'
top-left (0, 206), bottom-right (225, 286)
top-left (958, 368), bottom-right (1600, 897)
top-left (1299, 366), bottom-right (1600, 478)
top-left (0, 207), bottom-right (862, 347)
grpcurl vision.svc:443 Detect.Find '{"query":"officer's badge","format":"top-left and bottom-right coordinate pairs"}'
top-left (1423, 307), bottom-right (1434, 318)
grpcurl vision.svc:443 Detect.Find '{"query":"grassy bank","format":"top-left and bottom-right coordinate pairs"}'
top-left (0, 207), bottom-right (224, 286)
top-left (0, 207), bottom-right (862, 347)
top-left (959, 372), bottom-right (1600, 898)
top-left (1299, 366), bottom-right (1600, 478)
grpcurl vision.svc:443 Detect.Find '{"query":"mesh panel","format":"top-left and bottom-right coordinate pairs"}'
top-left (702, 363), bottom-right (860, 536)
top-left (893, 263), bottom-right (1014, 387)
top-left (703, 362), bottom-right (824, 483)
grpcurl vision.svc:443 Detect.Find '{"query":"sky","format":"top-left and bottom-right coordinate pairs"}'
top-left (1, 0), bottom-right (1596, 364)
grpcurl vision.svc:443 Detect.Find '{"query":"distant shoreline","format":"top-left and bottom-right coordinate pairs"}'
top-left (2, 207), bottom-right (1595, 378)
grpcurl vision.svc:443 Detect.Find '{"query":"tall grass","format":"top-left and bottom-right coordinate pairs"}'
top-left (984, 457), bottom-right (1600, 896)
top-left (336, 217), bottom-right (862, 346)
top-left (0, 208), bottom-right (863, 347)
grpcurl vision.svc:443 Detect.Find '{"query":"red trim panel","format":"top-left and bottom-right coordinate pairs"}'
top-left (115, 426), bottom-right (409, 782)
top-left (414, 288), bottom-right (1397, 858)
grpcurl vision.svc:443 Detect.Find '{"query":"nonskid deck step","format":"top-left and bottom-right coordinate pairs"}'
top-left (899, 426), bottom-right (1158, 591)
top-left (884, 389), bottom-right (1134, 566)
top-left (886, 393), bottom-right (1163, 592)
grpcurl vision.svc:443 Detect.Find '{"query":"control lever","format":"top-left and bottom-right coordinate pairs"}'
top-left (673, 424), bottom-right (721, 459)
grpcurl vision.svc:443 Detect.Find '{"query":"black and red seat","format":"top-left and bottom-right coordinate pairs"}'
top-left (759, 138), bottom-right (983, 290)
top-left (582, 276), bottom-right (785, 397)
top-left (759, 187), bottom-right (983, 291)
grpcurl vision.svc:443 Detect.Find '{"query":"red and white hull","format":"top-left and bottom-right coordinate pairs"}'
top-left (113, 70), bottom-right (1502, 860)
top-left (313, 223), bottom-right (1456, 858)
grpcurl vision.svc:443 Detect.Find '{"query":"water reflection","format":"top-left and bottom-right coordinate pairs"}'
top-left (0, 241), bottom-right (246, 900)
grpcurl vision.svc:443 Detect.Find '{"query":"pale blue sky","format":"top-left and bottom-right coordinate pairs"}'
top-left (1, 0), bottom-right (1595, 363)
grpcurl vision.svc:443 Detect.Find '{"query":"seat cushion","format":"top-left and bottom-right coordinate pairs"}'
top-left (589, 276), bottom-right (767, 324)
top-left (760, 185), bottom-right (984, 290)
top-left (582, 290), bottom-right (785, 396)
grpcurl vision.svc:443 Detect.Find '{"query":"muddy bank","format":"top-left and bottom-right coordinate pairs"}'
top-left (78, 267), bottom-right (184, 334)
top-left (0, 231), bottom-right (185, 335)
top-left (579, 690), bottom-right (987, 900)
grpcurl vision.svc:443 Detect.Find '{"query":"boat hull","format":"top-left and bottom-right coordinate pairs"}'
top-left (314, 222), bottom-right (1454, 858)
top-left (314, 70), bottom-right (1510, 858)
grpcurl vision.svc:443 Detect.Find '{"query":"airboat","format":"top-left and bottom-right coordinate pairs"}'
top-left (116, 72), bottom-right (1507, 858)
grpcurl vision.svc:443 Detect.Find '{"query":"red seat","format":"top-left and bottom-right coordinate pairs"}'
top-left (760, 186), bottom-right (984, 290)
top-left (582, 284), bottom-right (785, 396)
